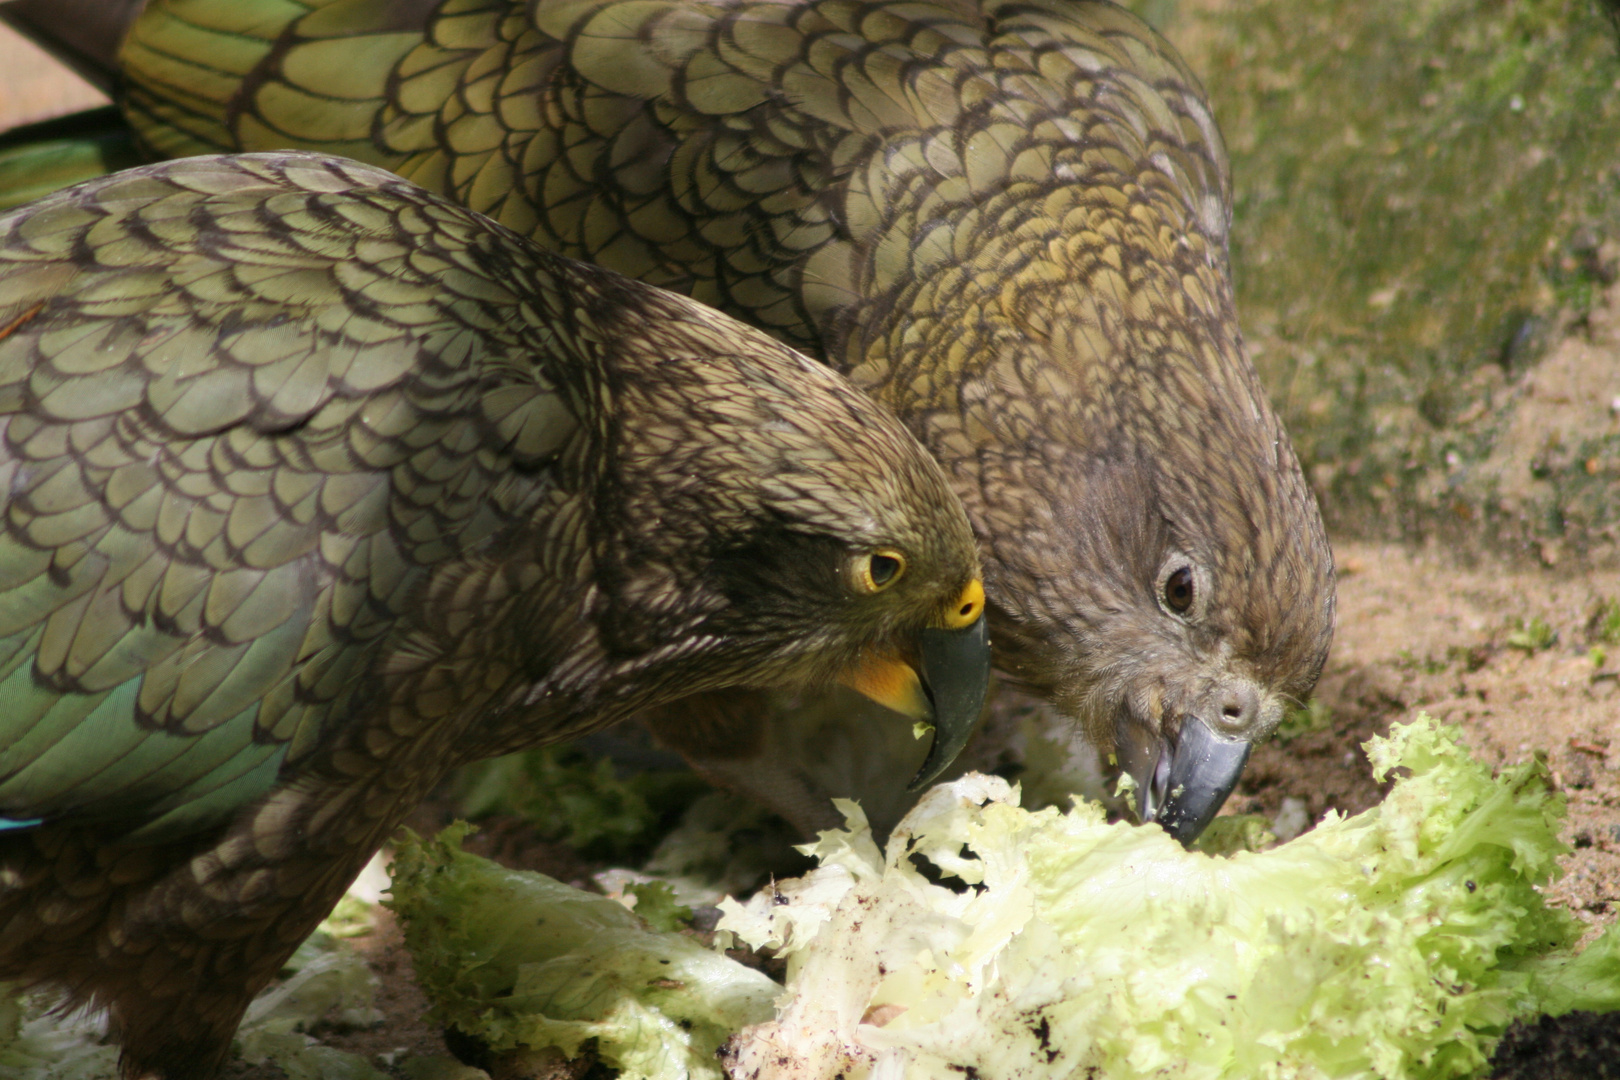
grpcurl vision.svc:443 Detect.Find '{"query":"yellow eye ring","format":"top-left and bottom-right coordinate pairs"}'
top-left (856, 549), bottom-right (907, 593)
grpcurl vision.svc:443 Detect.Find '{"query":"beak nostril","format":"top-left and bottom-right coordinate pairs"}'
top-left (1217, 683), bottom-right (1260, 728)
top-left (942, 580), bottom-right (986, 630)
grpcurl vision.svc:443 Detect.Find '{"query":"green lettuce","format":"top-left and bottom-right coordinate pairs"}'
top-left (719, 715), bottom-right (1619, 1079)
top-left (386, 823), bottom-right (779, 1080)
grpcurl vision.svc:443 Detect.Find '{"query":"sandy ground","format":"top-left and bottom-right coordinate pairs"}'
top-left (2, 19), bottom-right (1618, 1078)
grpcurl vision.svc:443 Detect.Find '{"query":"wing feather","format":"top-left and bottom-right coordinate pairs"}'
top-left (0, 152), bottom-right (580, 838)
top-left (117, 1), bottom-right (1229, 360)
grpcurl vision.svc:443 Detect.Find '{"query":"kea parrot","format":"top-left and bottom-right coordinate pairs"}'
top-left (0, 150), bottom-right (992, 1080)
top-left (0, 0), bottom-right (1338, 840)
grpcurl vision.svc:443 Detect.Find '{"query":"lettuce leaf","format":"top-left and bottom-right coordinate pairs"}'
top-left (719, 715), bottom-right (1619, 1080)
top-left (386, 823), bottom-right (779, 1080)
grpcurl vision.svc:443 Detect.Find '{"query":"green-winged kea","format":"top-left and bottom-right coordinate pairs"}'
top-left (0, 150), bottom-right (991, 1080)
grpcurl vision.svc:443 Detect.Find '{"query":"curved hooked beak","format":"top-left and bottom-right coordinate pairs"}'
top-left (1122, 716), bottom-right (1252, 845)
top-left (839, 580), bottom-right (992, 792)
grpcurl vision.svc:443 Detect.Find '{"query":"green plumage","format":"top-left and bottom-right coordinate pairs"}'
top-left (3, 0), bottom-right (1342, 815)
top-left (0, 1), bottom-right (1346, 1068)
top-left (0, 108), bottom-right (143, 213)
top-left (108, 0), bottom-right (1230, 360)
top-left (2, 0), bottom-right (1341, 839)
top-left (0, 150), bottom-right (987, 1080)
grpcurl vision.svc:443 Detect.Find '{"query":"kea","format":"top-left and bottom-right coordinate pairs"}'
top-left (0, 0), bottom-right (1337, 839)
top-left (0, 150), bottom-right (992, 1080)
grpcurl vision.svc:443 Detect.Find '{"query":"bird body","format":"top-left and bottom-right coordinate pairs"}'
top-left (0, 150), bottom-right (989, 1079)
top-left (2, 0), bottom-right (1337, 840)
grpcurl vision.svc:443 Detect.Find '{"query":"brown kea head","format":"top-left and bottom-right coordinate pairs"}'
top-left (901, 223), bottom-right (1337, 841)
top-left (551, 269), bottom-right (992, 786)
top-left (816, 3), bottom-right (1337, 840)
top-left (976, 324), bottom-right (1337, 839)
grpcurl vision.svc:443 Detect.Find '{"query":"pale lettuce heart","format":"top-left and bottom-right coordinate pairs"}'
top-left (720, 716), bottom-right (1620, 1080)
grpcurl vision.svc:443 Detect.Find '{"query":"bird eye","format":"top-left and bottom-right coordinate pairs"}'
top-left (857, 549), bottom-right (907, 593)
top-left (1164, 565), bottom-right (1195, 614)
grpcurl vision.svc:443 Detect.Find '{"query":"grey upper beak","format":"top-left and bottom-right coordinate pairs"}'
top-left (907, 614), bottom-right (991, 791)
top-left (1137, 716), bottom-right (1252, 844)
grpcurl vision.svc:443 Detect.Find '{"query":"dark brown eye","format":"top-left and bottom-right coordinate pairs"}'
top-left (1164, 566), bottom-right (1195, 614)
top-left (856, 549), bottom-right (907, 593)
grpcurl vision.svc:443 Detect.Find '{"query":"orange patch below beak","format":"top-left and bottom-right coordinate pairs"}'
top-left (839, 651), bottom-right (929, 718)
top-left (837, 578), bottom-right (992, 790)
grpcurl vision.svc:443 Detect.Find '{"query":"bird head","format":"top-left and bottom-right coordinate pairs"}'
top-left (572, 276), bottom-right (991, 788)
top-left (987, 432), bottom-right (1334, 841)
top-left (957, 267), bottom-right (1337, 842)
top-left (830, 88), bottom-right (1338, 841)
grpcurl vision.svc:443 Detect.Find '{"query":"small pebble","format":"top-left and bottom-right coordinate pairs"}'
top-left (1272, 797), bottom-right (1311, 843)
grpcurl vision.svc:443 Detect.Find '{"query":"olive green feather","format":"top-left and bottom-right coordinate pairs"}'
top-left (4, 0), bottom-right (1340, 835)
top-left (0, 149), bottom-right (986, 1080)
top-left (0, 108), bottom-right (144, 213)
top-left (107, 0), bottom-right (1230, 361)
top-left (0, 0), bottom-right (1344, 841)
